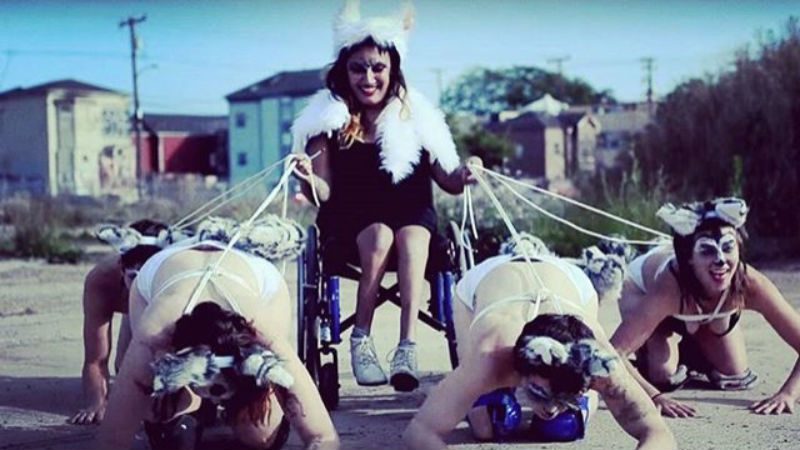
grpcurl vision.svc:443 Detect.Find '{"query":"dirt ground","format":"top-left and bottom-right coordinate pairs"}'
top-left (2, 254), bottom-right (800, 450)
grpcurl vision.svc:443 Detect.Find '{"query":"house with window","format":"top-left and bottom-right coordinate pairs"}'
top-left (487, 94), bottom-right (600, 181)
top-left (0, 79), bottom-right (136, 198)
top-left (225, 69), bottom-right (325, 185)
top-left (591, 102), bottom-right (655, 172)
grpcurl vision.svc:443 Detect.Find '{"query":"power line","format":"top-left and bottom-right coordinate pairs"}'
top-left (546, 55), bottom-right (571, 76)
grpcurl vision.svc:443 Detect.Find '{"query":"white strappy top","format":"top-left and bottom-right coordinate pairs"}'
top-left (135, 239), bottom-right (282, 314)
top-left (456, 254), bottom-right (598, 328)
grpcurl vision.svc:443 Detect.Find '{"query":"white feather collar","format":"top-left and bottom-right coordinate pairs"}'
top-left (291, 87), bottom-right (460, 183)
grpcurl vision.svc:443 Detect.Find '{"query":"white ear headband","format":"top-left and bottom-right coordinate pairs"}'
top-left (334, 0), bottom-right (415, 60)
top-left (95, 225), bottom-right (171, 254)
top-left (656, 197), bottom-right (748, 236)
top-left (151, 346), bottom-right (294, 398)
top-left (521, 336), bottom-right (618, 379)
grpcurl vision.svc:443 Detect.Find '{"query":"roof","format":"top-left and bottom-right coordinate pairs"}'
top-left (0, 79), bottom-right (123, 101)
top-left (557, 111), bottom-right (588, 127)
top-left (594, 108), bottom-right (653, 133)
top-left (226, 68), bottom-right (326, 102)
top-left (142, 114), bottom-right (228, 135)
top-left (521, 93), bottom-right (570, 116)
top-left (495, 111), bottom-right (562, 131)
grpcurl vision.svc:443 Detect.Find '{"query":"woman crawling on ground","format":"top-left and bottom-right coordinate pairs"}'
top-left (96, 216), bottom-right (339, 450)
top-left (403, 235), bottom-right (675, 449)
top-left (611, 197), bottom-right (800, 417)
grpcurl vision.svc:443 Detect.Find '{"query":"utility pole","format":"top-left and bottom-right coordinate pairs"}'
top-left (120, 15), bottom-right (147, 193)
top-left (640, 57), bottom-right (655, 112)
top-left (546, 55), bottom-right (570, 77)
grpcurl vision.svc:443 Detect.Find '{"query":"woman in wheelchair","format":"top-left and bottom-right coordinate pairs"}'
top-left (292, 1), bottom-right (479, 391)
top-left (403, 237), bottom-right (676, 449)
top-left (96, 217), bottom-right (339, 450)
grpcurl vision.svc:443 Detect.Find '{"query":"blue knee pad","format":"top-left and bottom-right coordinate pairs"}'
top-left (529, 394), bottom-right (590, 442)
top-left (472, 388), bottom-right (522, 440)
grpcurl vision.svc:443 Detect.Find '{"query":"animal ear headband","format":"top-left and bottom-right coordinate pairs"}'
top-left (334, 0), bottom-right (415, 60)
top-left (519, 336), bottom-right (618, 382)
top-left (656, 197), bottom-right (748, 236)
top-left (95, 225), bottom-right (186, 254)
top-left (151, 345), bottom-right (294, 398)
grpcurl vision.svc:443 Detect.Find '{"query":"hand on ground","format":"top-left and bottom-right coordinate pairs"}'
top-left (750, 392), bottom-right (796, 414)
top-left (653, 393), bottom-right (696, 418)
top-left (69, 402), bottom-right (106, 425)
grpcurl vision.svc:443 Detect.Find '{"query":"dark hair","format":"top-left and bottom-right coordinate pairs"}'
top-left (172, 302), bottom-right (271, 425)
top-left (671, 218), bottom-right (748, 311)
top-left (119, 219), bottom-right (169, 270)
top-left (325, 36), bottom-right (407, 147)
top-left (512, 314), bottom-right (596, 396)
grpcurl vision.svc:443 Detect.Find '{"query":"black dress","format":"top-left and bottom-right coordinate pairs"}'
top-left (316, 140), bottom-right (437, 243)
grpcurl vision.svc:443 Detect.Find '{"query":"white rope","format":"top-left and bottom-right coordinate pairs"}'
top-left (489, 173), bottom-right (664, 246)
top-left (183, 161), bottom-right (298, 311)
top-left (173, 157), bottom-right (289, 231)
top-left (475, 165), bottom-right (670, 241)
top-left (468, 167), bottom-right (557, 317)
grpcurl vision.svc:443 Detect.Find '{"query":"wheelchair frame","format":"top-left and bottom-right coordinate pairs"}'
top-left (296, 224), bottom-right (464, 410)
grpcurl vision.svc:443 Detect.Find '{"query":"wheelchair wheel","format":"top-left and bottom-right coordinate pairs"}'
top-left (301, 225), bottom-right (322, 382)
top-left (318, 362), bottom-right (340, 410)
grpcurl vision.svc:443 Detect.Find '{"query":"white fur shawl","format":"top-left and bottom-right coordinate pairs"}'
top-left (291, 87), bottom-right (460, 184)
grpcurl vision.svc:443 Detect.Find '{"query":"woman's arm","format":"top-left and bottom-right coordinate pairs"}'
top-left (403, 349), bottom-right (506, 450)
top-left (746, 267), bottom-right (800, 414)
top-left (95, 338), bottom-right (156, 449)
top-left (610, 282), bottom-right (696, 418)
top-left (71, 258), bottom-right (120, 425)
top-left (294, 134), bottom-right (332, 204)
top-left (431, 156), bottom-right (482, 195)
top-left (269, 339), bottom-right (339, 449)
top-left (594, 367), bottom-right (677, 450)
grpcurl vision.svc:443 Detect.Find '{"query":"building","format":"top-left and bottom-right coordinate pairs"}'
top-left (140, 113), bottom-right (228, 177)
top-left (591, 102), bottom-right (655, 172)
top-left (225, 69), bottom-right (325, 185)
top-left (487, 94), bottom-right (600, 181)
top-left (0, 79), bottom-right (135, 198)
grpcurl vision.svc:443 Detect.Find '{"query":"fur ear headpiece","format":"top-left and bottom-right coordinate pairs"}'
top-left (334, 0), bottom-right (415, 60)
top-left (580, 245), bottom-right (626, 303)
top-left (151, 345), bottom-right (294, 401)
top-left (519, 336), bottom-right (618, 382)
top-left (196, 215), bottom-right (306, 262)
top-left (500, 232), bottom-right (551, 258)
top-left (656, 197), bottom-right (748, 236)
top-left (95, 225), bottom-right (185, 254)
top-left (291, 87), bottom-right (459, 183)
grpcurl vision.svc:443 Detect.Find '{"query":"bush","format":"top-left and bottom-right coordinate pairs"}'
top-left (0, 195), bottom-right (84, 263)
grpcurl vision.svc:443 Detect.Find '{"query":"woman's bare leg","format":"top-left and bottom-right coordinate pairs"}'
top-left (354, 223), bottom-right (395, 332)
top-left (395, 225), bottom-right (431, 342)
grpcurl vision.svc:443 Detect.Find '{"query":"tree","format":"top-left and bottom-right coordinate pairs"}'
top-left (635, 18), bottom-right (800, 242)
top-left (440, 66), bottom-right (614, 115)
top-left (452, 123), bottom-right (515, 169)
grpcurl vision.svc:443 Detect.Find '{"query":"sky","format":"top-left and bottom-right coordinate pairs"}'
top-left (1, 0), bottom-right (797, 115)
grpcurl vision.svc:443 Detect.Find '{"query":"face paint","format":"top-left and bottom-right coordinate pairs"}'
top-left (693, 232), bottom-right (737, 264)
top-left (525, 382), bottom-right (581, 411)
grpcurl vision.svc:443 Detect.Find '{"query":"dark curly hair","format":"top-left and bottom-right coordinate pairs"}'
top-left (119, 219), bottom-right (169, 270)
top-left (172, 302), bottom-right (271, 425)
top-left (512, 314), bottom-right (596, 397)
top-left (325, 36), bottom-right (407, 148)
top-left (671, 218), bottom-right (748, 312)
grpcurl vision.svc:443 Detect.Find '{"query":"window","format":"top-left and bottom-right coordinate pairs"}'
top-left (237, 152), bottom-right (248, 166)
top-left (235, 113), bottom-right (247, 128)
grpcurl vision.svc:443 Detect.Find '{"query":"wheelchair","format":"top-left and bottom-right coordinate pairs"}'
top-left (296, 222), bottom-right (468, 410)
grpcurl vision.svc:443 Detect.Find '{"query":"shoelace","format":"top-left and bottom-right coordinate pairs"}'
top-left (387, 346), bottom-right (416, 370)
top-left (353, 338), bottom-right (380, 366)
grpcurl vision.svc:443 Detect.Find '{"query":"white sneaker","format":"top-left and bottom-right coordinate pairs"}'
top-left (350, 335), bottom-right (388, 386)
top-left (389, 344), bottom-right (419, 392)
